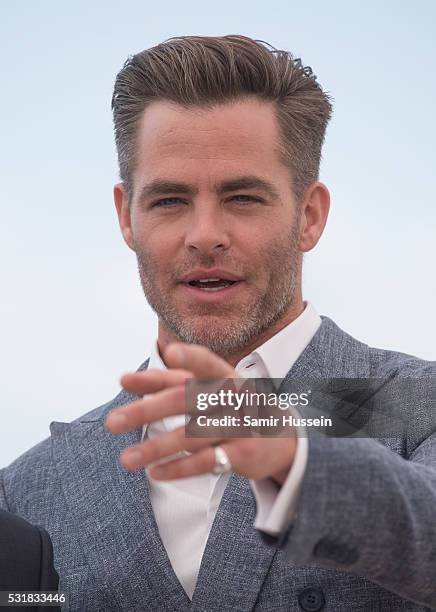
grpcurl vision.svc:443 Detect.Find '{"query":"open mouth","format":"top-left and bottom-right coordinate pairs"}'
top-left (186, 278), bottom-right (238, 292)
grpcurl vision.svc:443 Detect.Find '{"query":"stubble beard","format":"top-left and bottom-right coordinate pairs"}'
top-left (134, 224), bottom-right (301, 357)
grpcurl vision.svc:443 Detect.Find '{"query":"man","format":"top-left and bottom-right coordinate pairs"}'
top-left (1, 34), bottom-right (435, 611)
top-left (0, 509), bottom-right (60, 611)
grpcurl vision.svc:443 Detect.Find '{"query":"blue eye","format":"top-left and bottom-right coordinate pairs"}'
top-left (231, 195), bottom-right (260, 203)
top-left (151, 195), bottom-right (261, 208)
top-left (153, 197), bottom-right (184, 207)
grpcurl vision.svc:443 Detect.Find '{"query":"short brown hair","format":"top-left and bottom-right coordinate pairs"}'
top-left (111, 34), bottom-right (333, 203)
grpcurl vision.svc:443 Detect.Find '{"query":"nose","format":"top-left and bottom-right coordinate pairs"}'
top-left (184, 208), bottom-right (231, 254)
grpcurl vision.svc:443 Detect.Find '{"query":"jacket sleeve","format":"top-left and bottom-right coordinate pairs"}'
top-left (270, 429), bottom-right (436, 609)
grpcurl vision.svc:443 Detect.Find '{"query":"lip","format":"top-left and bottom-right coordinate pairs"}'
top-left (178, 280), bottom-right (244, 303)
top-left (179, 268), bottom-right (244, 283)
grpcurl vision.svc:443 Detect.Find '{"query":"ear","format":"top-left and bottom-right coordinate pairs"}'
top-left (114, 182), bottom-right (135, 251)
top-left (298, 182), bottom-right (330, 252)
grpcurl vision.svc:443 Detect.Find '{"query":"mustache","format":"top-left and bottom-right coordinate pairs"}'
top-left (134, 248), bottom-right (249, 282)
top-left (171, 257), bottom-right (247, 279)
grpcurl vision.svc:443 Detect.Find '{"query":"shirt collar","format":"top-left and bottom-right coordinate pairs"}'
top-left (235, 301), bottom-right (321, 380)
top-left (148, 301), bottom-right (320, 379)
top-left (144, 301), bottom-right (320, 438)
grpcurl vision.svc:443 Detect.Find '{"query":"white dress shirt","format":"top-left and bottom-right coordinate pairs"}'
top-left (143, 301), bottom-right (321, 598)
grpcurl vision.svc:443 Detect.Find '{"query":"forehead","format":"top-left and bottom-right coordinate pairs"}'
top-left (133, 98), bottom-right (284, 175)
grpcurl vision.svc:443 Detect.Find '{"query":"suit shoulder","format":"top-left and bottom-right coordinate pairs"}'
top-left (69, 356), bottom-right (150, 425)
top-left (1, 434), bottom-right (52, 478)
top-left (367, 344), bottom-right (435, 378)
top-left (0, 432), bottom-right (57, 514)
top-left (318, 316), bottom-right (434, 377)
top-left (0, 357), bottom-right (149, 515)
top-left (1, 393), bottom-right (126, 477)
top-left (0, 363), bottom-right (150, 509)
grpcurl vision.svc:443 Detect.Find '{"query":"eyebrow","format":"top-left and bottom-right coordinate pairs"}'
top-left (137, 175), bottom-right (281, 204)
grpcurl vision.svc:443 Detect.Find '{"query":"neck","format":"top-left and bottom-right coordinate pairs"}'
top-left (157, 298), bottom-right (305, 368)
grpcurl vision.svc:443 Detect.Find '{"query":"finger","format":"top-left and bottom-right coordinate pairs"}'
top-left (120, 426), bottom-right (220, 470)
top-left (106, 385), bottom-right (186, 433)
top-left (120, 368), bottom-right (195, 397)
top-left (149, 442), bottom-right (235, 480)
top-left (163, 343), bottom-right (235, 379)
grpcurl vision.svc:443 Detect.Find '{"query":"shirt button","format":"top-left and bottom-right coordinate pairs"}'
top-left (298, 586), bottom-right (325, 611)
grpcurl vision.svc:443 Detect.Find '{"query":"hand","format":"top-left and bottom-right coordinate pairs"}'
top-left (105, 343), bottom-right (297, 485)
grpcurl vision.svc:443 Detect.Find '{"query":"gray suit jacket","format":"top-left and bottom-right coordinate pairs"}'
top-left (1, 316), bottom-right (435, 611)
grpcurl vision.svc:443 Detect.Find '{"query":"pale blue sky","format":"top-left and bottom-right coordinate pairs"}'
top-left (1, 0), bottom-right (435, 466)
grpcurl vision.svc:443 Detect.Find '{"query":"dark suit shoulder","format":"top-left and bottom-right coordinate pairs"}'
top-left (0, 507), bottom-right (43, 541)
top-left (0, 510), bottom-right (58, 591)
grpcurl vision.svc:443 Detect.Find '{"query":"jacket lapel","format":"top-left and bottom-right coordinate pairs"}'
top-left (51, 387), bottom-right (191, 612)
top-left (191, 323), bottom-right (329, 612)
top-left (190, 472), bottom-right (277, 612)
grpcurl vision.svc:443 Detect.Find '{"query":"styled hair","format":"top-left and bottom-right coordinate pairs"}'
top-left (111, 34), bottom-right (333, 203)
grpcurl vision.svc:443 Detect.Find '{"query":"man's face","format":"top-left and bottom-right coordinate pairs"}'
top-left (119, 98), bottom-right (305, 356)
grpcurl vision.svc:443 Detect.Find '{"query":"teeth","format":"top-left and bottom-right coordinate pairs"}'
top-left (199, 286), bottom-right (227, 291)
top-left (197, 278), bottom-right (221, 282)
top-left (187, 277), bottom-right (236, 291)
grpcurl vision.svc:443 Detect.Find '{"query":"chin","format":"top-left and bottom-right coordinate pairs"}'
top-left (162, 307), bottom-right (263, 355)
top-left (184, 314), bottom-right (235, 333)
top-left (175, 315), bottom-right (241, 343)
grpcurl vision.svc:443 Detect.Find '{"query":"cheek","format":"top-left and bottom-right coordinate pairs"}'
top-left (150, 239), bottom-right (174, 260)
top-left (237, 225), bottom-right (280, 260)
top-left (134, 224), bottom-right (178, 260)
